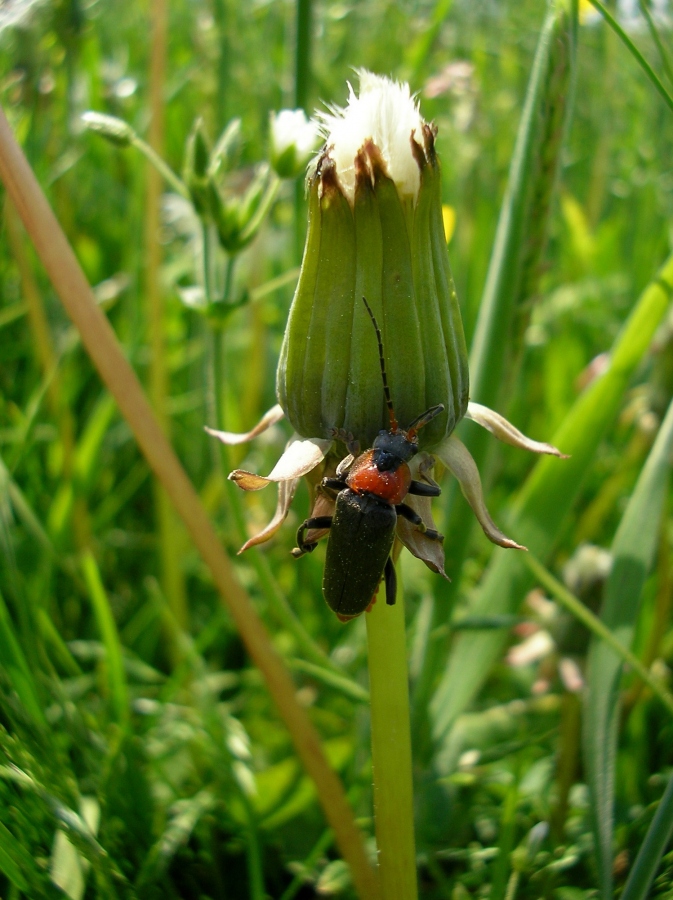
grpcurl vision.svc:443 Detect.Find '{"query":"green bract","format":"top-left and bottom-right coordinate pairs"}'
top-left (276, 124), bottom-right (469, 450)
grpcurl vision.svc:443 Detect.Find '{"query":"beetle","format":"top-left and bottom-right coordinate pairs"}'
top-left (292, 296), bottom-right (445, 621)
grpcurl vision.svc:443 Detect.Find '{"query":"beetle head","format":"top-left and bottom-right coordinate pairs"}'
top-left (372, 430), bottom-right (418, 470)
top-left (372, 402), bottom-right (444, 470)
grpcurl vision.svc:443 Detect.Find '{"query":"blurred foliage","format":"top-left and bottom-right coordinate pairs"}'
top-left (1, 0), bottom-right (673, 897)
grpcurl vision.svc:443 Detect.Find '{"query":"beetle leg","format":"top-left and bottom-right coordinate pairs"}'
top-left (396, 503), bottom-right (423, 525)
top-left (408, 479), bottom-right (441, 497)
top-left (417, 454), bottom-right (439, 482)
top-left (384, 556), bottom-right (397, 606)
top-left (330, 428), bottom-right (361, 459)
top-left (322, 477), bottom-right (348, 492)
top-left (396, 503), bottom-right (444, 543)
top-left (336, 454), bottom-right (356, 479)
top-left (292, 516), bottom-right (333, 557)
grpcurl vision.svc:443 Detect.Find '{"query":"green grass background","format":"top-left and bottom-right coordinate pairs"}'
top-left (2, 0), bottom-right (673, 897)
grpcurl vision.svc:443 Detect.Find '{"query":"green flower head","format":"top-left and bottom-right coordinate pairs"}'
top-left (277, 70), bottom-right (469, 451)
top-left (209, 71), bottom-right (566, 585)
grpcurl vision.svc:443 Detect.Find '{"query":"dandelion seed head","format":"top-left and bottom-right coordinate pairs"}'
top-left (318, 70), bottom-right (425, 204)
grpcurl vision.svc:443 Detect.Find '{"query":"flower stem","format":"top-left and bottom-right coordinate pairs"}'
top-left (131, 133), bottom-right (189, 198)
top-left (366, 575), bottom-right (417, 900)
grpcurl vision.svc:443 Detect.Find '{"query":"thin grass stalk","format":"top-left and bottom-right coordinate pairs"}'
top-left (213, 0), bottom-right (229, 130)
top-left (294, 0), bottom-right (312, 112)
top-left (294, 0), bottom-right (312, 258)
top-left (81, 550), bottom-right (129, 726)
top-left (366, 568), bottom-right (417, 900)
top-left (204, 264), bottom-right (267, 900)
top-left (0, 587), bottom-right (46, 728)
top-left (638, 0), bottom-right (673, 88)
top-left (145, 0), bottom-right (188, 636)
top-left (0, 105), bottom-right (381, 900)
top-left (589, 0), bottom-right (673, 114)
top-left (5, 201), bottom-right (60, 420)
top-left (404, 0), bottom-right (455, 83)
top-left (583, 396), bottom-right (673, 899)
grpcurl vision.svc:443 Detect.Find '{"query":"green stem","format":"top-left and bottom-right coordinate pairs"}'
top-left (294, 0), bottom-right (312, 110)
top-left (589, 0), bottom-right (673, 114)
top-left (240, 791), bottom-right (266, 900)
top-left (131, 134), bottom-right (190, 198)
top-left (294, 0), bottom-right (312, 260)
top-left (638, 0), bottom-right (673, 88)
top-left (279, 827), bottom-right (335, 900)
top-left (524, 553), bottom-right (673, 717)
top-left (213, 0), bottom-right (229, 130)
top-left (366, 574), bottom-right (417, 900)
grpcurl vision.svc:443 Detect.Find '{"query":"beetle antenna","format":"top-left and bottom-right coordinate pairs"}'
top-left (406, 404), bottom-right (444, 442)
top-left (362, 296), bottom-right (399, 432)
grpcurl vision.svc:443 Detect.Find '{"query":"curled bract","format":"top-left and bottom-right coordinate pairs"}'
top-left (206, 400), bottom-right (566, 568)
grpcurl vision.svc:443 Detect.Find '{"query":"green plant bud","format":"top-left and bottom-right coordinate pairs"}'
top-left (269, 109), bottom-right (320, 180)
top-left (81, 111), bottom-right (135, 147)
top-left (183, 118), bottom-right (212, 216)
top-left (214, 164), bottom-right (279, 255)
top-left (276, 75), bottom-right (468, 449)
top-left (208, 117), bottom-right (242, 179)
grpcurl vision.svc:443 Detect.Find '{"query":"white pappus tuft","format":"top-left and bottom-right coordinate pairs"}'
top-left (318, 70), bottom-right (425, 205)
top-left (270, 109), bottom-right (320, 160)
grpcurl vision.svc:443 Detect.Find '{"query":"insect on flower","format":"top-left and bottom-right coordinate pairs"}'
top-left (206, 71), bottom-right (568, 622)
top-left (291, 297), bottom-right (446, 621)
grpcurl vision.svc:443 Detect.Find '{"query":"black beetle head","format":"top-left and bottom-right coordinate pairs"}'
top-left (372, 430), bottom-right (418, 471)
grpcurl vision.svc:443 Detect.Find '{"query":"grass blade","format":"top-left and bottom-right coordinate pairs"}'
top-left (588, 0), bottom-right (673, 115)
top-left (638, 0), bottom-right (673, 89)
top-left (431, 253), bottom-right (673, 745)
top-left (584, 397), bottom-right (673, 899)
top-left (80, 550), bottom-right (129, 726)
top-left (0, 820), bottom-right (33, 892)
top-left (621, 773), bottom-right (673, 900)
top-left (0, 588), bottom-right (46, 727)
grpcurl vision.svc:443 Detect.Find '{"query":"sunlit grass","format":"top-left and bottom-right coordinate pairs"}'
top-left (1, 0), bottom-right (673, 897)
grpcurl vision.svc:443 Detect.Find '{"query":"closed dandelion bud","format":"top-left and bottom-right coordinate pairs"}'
top-left (276, 71), bottom-right (469, 450)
